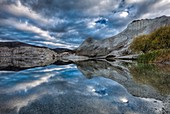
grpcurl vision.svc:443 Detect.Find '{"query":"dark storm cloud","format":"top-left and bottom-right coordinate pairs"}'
top-left (20, 0), bottom-right (120, 17)
top-left (0, 0), bottom-right (170, 48)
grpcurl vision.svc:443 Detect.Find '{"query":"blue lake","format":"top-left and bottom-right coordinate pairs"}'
top-left (0, 60), bottom-right (169, 114)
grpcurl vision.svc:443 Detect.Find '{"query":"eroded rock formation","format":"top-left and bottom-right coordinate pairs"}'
top-left (0, 42), bottom-right (88, 70)
top-left (76, 16), bottom-right (170, 57)
top-left (0, 42), bottom-right (57, 70)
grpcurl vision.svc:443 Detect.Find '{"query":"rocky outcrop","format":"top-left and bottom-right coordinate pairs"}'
top-left (0, 42), bottom-right (89, 70)
top-left (52, 48), bottom-right (74, 54)
top-left (0, 42), bottom-right (57, 69)
top-left (76, 16), bottom-right (170, 57)
top-left (0, 42), bottom-right (57, 58)
top-left (56, 51), bottom-right (89, 62)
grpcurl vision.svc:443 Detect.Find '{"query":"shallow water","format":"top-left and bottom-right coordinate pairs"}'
top-left (0, 60), bottom-right (169, 114)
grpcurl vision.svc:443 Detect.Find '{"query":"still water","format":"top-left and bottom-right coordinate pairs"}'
top-left (0, 60), bottom-right (169, 114)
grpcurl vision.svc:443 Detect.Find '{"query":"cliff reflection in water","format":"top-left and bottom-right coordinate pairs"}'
top-left (128, 63), bottom-right (170, 96)
top-left (76, 60), bottom-right (170, 99)
top-left (0, 59), bottom-right (169, 114)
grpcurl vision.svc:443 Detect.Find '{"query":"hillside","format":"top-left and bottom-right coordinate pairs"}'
top-left (130, 26), bottom-right (170, 63)
top-left (75, 16), bottom-right (170, 57)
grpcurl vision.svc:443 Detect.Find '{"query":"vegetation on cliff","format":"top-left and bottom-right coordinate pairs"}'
top-left (130, 26), bottom-right (170, 63)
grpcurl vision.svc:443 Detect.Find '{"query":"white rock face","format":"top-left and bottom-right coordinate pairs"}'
top-left (76, 16), bottom-right (170, 57)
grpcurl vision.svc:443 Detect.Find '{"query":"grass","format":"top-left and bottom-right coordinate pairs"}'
top-left (130, 26), bottom-right (170, 63)
top-left (137, 49), bottom-right (170, 63)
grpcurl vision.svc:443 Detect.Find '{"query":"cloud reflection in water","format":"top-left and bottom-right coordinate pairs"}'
top-left (0, 64), bottom-right (163, 114)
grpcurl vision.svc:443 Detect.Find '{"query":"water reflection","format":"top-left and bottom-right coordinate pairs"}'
top-left (128, 63), bottom-right (170, 96)
top-left (76, 60), bottom-right (170, 99)
top-left (0, 60), bottom-right (169, 114)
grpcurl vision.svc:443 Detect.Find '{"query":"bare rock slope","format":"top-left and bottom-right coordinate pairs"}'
top-left (76, 16), bottom-right (170, 57)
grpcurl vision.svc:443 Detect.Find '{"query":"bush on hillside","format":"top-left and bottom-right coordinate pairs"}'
top-left (130, 35), bottom-right (150, 53)
top-left (130, 26), bottom-right (170, 63)
top-left (130, 26), bottom-right (170, 53)
top-left (137, 49), bottom-right (170, 63)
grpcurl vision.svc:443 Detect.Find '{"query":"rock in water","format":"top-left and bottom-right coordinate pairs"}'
top-left (76, 16), bottom-right (170, 57)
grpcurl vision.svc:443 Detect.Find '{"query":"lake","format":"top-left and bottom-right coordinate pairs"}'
top-left (0, 60), bottom-right (169, 114)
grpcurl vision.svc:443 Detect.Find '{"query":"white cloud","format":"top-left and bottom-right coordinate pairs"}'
top-left (120, 11), bottom-right (129, 18)
top-left (0, 18), bottom-right (55, 41)
top-left (0, 0), bottom-right (49, 24)
top-left (140, 0), bottom-right (170, 19)
top-left (35, 41), bottom-right (78, 49)
top-left (126, 0), bottom-right (146, 4)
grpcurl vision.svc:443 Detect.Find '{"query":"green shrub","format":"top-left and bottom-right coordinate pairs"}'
top-left (130, 26), bottom-right (170, 63)
top-left (130, 35), bottom-right (150, 53)
top-left (149, 26), bottom-right (170, 50)
top-left (130, 26), bottom-right (170, 53)
top-left (137, 49), bottom-right (170, 63)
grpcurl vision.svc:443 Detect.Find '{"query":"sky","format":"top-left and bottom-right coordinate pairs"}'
top-left (0, 0), bottom-right (170, 49)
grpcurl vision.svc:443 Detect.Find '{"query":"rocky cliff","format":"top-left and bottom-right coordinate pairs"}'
top-left (0, 42), bottom-right (89, 70)
top-left (0, 42), bottom-right (57, 69)
top-left (76, 16), bottom-right (170, 57)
